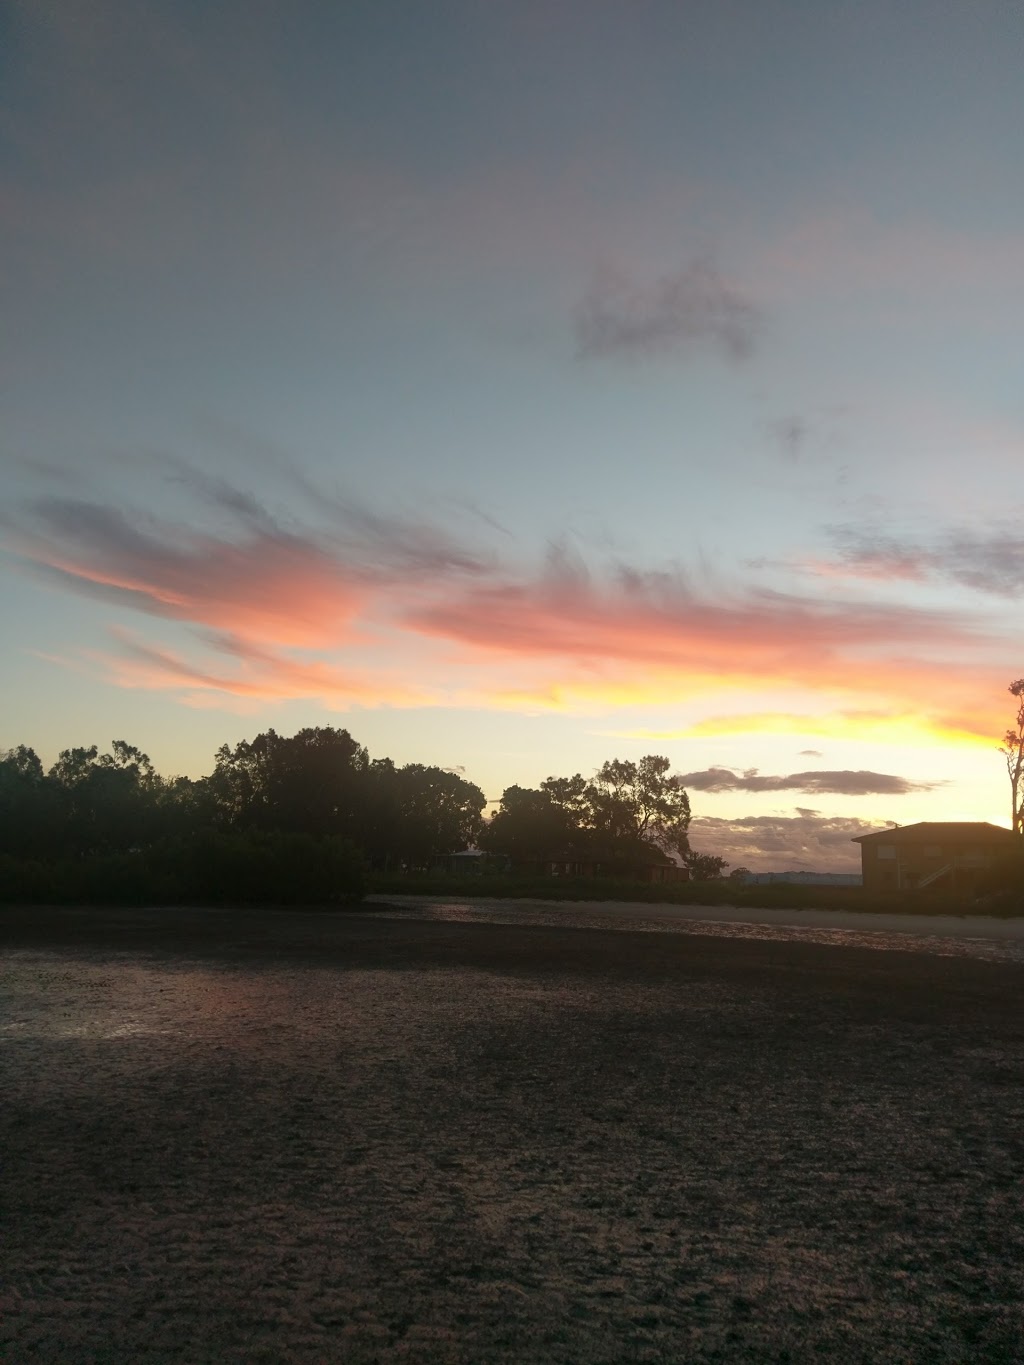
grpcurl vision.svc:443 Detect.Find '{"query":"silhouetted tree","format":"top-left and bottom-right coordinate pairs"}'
top-left (589, 755), bottom-right (691, 859)
top-left (479, 784), bottom-right (578, 863)
top-left (0, 746), bottom-right (54, 858)
top-left (685, 851), bottom-right (730, 881)
top-left (482, 755), bottom-right (692, 873)
top-left (209, 727), bottom-right (369, 836)
top-left (47, 741), bottom-right (160, 856)
top-left (999, 679), bottom-right (1024, 836)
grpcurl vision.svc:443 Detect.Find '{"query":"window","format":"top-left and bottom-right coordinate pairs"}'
top-left (876, 845), bottom-right (896, 860)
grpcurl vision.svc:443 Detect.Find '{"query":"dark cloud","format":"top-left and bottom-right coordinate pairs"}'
top-left (830, 523), bottom-right (1024, 596)
top-left (574, 259), bottom-right (761, 362)
top-left (799, 749), bottom-right (823, 757)
top-left (764, 415), bottom-right (808, 460)
top-left (677, 767), bottom-right (940, 795)
top-left (690, 813), bottom-right (887, 872)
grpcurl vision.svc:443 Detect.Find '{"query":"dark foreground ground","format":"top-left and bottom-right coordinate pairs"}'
top-left (4, 906), bottom-right (1024, 1363)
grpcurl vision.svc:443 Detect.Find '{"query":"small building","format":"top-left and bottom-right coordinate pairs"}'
top-left (510, 846), bottom-right (689, 883)
top-left (852, 822), bottom-right (1017, 895)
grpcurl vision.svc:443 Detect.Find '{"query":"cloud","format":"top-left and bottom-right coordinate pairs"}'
top-left (574, 259), bottom-right (761, 362)
top-left (676, 767), bottom-right (941, 795)
top-left (763, 415), bottom-right (808, 460)
top-left (690, 813), bottom-right (887, 873)
top-left (799, 749), bottom-right (823, 757)
top-left (824, 523), bottom-right (1024, 598)
top-left (2, 485), bottom-right (493, 650)
top-left (2, 472), bottom-right (1013, 736)
top-left (88, 629), bottom-right (428, 711)
top-left (404, 564), bottom-right (997, 724)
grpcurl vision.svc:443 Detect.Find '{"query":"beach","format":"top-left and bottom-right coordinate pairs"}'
top-left (4, 903), bottom-right (1024, 1362)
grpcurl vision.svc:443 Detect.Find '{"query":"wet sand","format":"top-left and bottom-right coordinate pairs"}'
top-left (368, 891), bottom-right (1024, 941)
top-left (4, 905), bottom-right (1024, 1362)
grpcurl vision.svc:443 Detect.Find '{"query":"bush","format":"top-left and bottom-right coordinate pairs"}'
top-left (175, 831), bottom-right (365, 905)
top-left (0, 833), bottom-right (365, 907)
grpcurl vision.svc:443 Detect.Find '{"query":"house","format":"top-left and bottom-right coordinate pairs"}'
top-left (511, 845), bottom-right (689, 883)
top-left (430, 849), bottom-right (508, 875)
top-left (852, 822), bottom-right (1018, 895)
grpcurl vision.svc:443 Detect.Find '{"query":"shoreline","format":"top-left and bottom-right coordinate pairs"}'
top-left (366, 892), bottom-right (1024, 941)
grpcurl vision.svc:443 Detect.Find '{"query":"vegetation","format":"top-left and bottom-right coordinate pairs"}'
top-left (480, 755), bottom-right (720, 877)
top-left (999, 678), bottom-right (1024, 836)
top-left (0, 728), bottom-right (486, 906)
top-left (3, 735), bottom-right (725, 907)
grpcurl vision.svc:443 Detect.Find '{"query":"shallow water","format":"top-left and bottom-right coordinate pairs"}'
top-left (365, 894), bottom-right (1024, 963)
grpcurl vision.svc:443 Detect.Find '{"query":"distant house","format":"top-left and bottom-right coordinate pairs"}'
top-left (741, 871), bottom-right (862, 887)
top-left (431, 849), bottom-right (507, 875)
top-left (540, 854), bottom-right (689, 884)
top-left (510, 845), bottom-right (689, 884)
top-left (852, 822), bottom-right (1017, 895)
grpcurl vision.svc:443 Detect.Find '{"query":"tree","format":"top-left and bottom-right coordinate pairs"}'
top-left (686, 851), bottom-right (729, 880)
top-left (47, 741), bottom-right (160, 855)
top-left (481, 755), bottom-right (693, 872)
top-left (361, 761), bottom-right (485, 867)
top-left (589, 755), bottom-right (691, 859)
top-left (209, 727), bottom-right (369, 836)
top-left (1000, 680), bottom-right (1024, 836)
top-left (479, 784), bottom-right (577, 862)
top-left (0, 746), bottom-right (53, 858)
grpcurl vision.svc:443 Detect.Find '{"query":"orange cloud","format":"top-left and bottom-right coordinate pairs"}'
top-left (89, 630), bottom-right (429, 711)
top-left (667, 709), bottom-right (997, 748)
top-left (5, 485), bottom-right (1016, 742)
top-left (402, 570), bottom-right (1004, 733)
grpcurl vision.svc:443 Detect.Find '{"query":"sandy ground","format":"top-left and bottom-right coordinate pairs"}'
top-left (367, 892), bottom-right (1024, 940)
top-left (4, 905), bottom-right (1024, 1363)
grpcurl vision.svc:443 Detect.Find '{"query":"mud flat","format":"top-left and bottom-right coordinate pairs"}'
top-left (4, 905), bottom-right (1024, 1362)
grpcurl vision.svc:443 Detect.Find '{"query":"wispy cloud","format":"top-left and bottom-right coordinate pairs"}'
top-left (677, 767), bottom-right (941, 796)
top-left (574, 259), bottom-right (761, 362)
top-left (89, 628), bottom-right (428, 711)
top-left (763, 415), bottom-right (808, 461)
top-left (620, 708), bottom-right (997, 747)
top-left (405, 566), bottom-right (994, 714)
top-left (827, 523), bottom-right (1024, 597)
top-left (2, 483), bottom-right (493, 650)
top-left (1, 473), bottom-right (1012, 733)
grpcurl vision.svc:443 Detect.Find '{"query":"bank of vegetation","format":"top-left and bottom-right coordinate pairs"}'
top-left (2, 727), bottom-right (1021, 912)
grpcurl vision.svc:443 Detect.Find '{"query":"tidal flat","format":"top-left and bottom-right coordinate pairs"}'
top-left (4, 905), bottom-right (1024, 1362)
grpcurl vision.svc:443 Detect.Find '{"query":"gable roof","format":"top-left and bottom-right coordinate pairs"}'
top-left (852, 821), bottom-right (1017, 845)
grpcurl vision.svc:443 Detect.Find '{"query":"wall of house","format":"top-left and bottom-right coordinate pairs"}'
top-left (860, 839), bottom-right (1002, 893)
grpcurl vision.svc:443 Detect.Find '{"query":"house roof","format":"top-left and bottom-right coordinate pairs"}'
top-left (852, 821), bottom-right (1017, 845)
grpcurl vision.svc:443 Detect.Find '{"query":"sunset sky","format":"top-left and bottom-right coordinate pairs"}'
top-left (3, 0), bottom-right (1022, 870)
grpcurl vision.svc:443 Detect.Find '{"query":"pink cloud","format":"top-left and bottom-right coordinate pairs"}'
top-left (5, 485), bottom-right (1015, 740)
top-left (90, 630), bottom-right (429, 711)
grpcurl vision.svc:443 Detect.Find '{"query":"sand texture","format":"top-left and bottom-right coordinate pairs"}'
top-left (4, 905), bottom-right (1024, 1362)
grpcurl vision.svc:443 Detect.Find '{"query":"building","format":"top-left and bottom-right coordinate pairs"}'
top-left (741, 871), bottom-right (861, 887)
top-left (852, 822), bottom-right (1018, 895)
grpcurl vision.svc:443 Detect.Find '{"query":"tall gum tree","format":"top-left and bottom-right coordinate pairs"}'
top-left (1000, 679), bottom-right (1024, 836)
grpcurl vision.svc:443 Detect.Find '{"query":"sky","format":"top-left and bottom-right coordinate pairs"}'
top-left (2, 0), bottom-right (1023, 871)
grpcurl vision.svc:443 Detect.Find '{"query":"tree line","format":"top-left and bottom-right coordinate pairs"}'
top-left (0, 728), bottom-right (723, 904)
